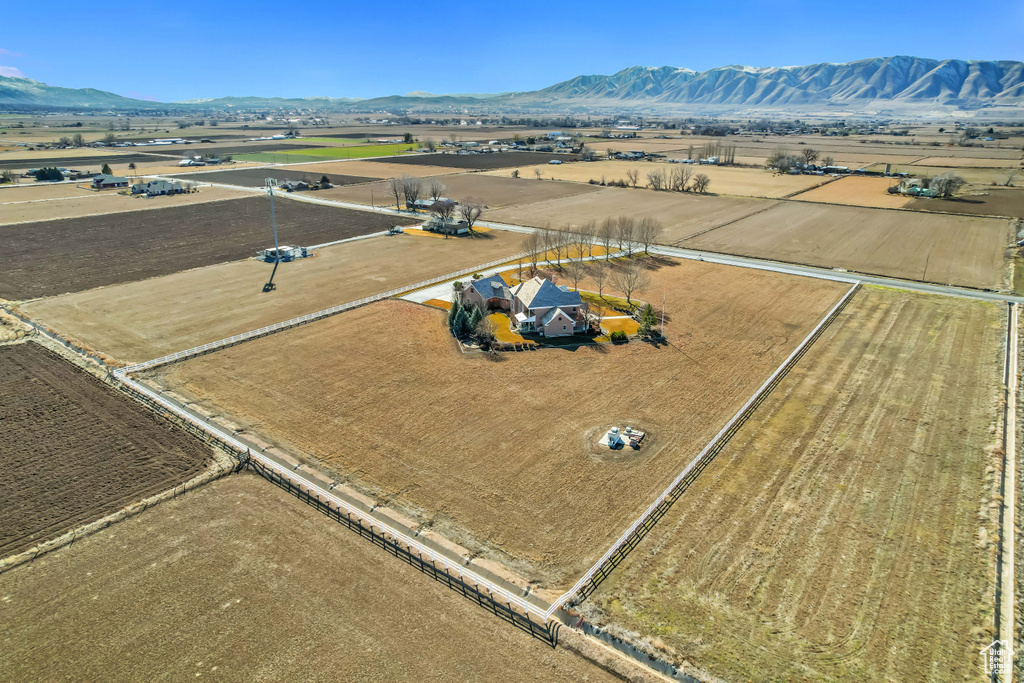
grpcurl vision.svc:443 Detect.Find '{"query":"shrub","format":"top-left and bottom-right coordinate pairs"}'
top-left (610, 330), bottom-right (628, 343)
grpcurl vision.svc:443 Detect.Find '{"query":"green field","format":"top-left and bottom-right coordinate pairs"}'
top-left (236, 143), bottom-right (414, 164)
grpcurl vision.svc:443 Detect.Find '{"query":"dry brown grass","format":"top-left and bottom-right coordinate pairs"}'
top-left (489, 186), bottom-right (774, 243)
top-left (0, 474), bottom-right (616, 683)
top-left (0, 185), bottom-right (250, 225)
top-left (485, 161), bottom-right (827, 199)
top-left (791, 176), bottom-right (913, 209)
top-left (588, 287), bottom-right (1002, 683)
top-left (25, 231), bottom-right (527, 363)
top-left (684, 200), bottom-right (1010, 289)
top-left (153, 259), bottom-right (849, 587)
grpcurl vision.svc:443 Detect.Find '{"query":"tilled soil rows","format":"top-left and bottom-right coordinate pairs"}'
top-left (0, 343), bottom-right (212, 558)
top-left (0, 196), bottom-right (418, 299)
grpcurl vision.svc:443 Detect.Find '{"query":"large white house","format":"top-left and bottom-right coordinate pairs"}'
top-left (463, 274), bottom-right (587, 337)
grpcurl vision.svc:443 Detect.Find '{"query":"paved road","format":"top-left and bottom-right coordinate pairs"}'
top-left (167, 173), bottom-right (1024, 304)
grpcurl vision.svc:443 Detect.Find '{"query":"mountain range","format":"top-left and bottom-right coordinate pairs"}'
top-left (2, 56), bottom-right (1023, 115)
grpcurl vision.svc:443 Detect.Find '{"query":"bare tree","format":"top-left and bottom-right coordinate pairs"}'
top-left (524, 231), bottom-right (544, 274)
top-left (616, 216), bottom-right (637, 257)
top-left (1001, 169), bottom-right (1020, 187)
top-left (611, 260), bottom-right (651, 306)
top-left (534, 168), bottom-right (543, 180)
top-left (428, 179), bottom-right (447, 201)
top-left (72, 133), bottom-right (84, 147)
top-left (58, 135), bottom-right (72, 147)
top-left (802, 148), bottom-right (819, 165)
top-left (591, 261), bottom-right (609, 297)
top-left (691, 173), bottom-right (711, 194)
top-left (579, 221), bottom-right (597, 258)
top-left (647, 169), bottom-right (666, 191)
top-left (565, 260), bottom-right (587, 290)
top-left (932, 172), bottom-right (965, 198)
top-left (458, 202), bottom-right (483, 231)
top-left (544, 227), bottom-right (570, 267)
top-left (820, 156), bottom-right (835, 169)
top-left (430, 200), bottom-right (457, 238)
top-left (511, 169), bottom-right (520, 178)
top-left (388, 177), bottom-right (403, 209)
top-left (636, 217), bottom-right (663, 255)
top-left (400, 175), bottom-right (421, 210)
top-left (626, 169), bottom-right (640, 188)
top-left (598, 218), bottom-right (616, 259)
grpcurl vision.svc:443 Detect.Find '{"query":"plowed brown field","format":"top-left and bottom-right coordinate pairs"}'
top-left (588, 287), bottom-right (1003, 682)
top-left (154, 259), bottom-right (849, 586)
top-left (0, 474), bottom-right (615, 683)
top-left (0, 343), bottom-right (211, 558)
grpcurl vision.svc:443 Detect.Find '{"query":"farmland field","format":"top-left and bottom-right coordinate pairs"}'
top-left (0, 184), bottom-right (249, 225)
top-left (295, 159), bottom-right (467, 178)
top-left (383, 151), bottom-right (577, 169)
top-left (791, 175), bottom-right (912, 209)
top-left (486, 160), bottom-right (829, 199)
top-left (171, 167), bottom-right (376, 188)
top-left (0, 151), bottom-right (169, 171)
top-left (236, 143), bottom-right (414, 163)
top-left (321, 173), bottom-right (602, 208)
top-left (0, 474), bottom-right (616, 683)
top-left (153, 259), bottom-right (849, 586)
top-left (866, 163), bottom-right (1018, 185)
top-left (684, 200), bottom-right (1010, 289)
top-left (587, 287), bottom-right (1003, 683)
top-left (489, 186), bottom-right (775, 242)
top-left (905, 187), bottom-right (1024, 217)
top-left (0, 196), bottom-right (417, 300)
top-left (0, 343), bottom-right (212, 558)
top-left (911, 155), bottom-right (1023, 168)
top-left (25, 230), bottom-right (528, 362)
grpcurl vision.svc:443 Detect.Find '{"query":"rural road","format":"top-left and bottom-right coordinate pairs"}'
top-left (159, 172), bottom-right (1024, 306)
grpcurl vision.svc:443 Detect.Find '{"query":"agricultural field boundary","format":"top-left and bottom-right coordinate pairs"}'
top-left (111, 369), bottom-right (553, 622)
top-left (996, 302), bottom-right (1018, 674)
top-left (119, 251), bottom-right (530, 374)
top-left (550, 281), bottom-right (862, 612)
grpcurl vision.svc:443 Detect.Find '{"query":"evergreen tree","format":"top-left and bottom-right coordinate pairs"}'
top-left (101, 163), bottom-right (113, 175)
top-left (467, 305), bottom-right (483, 330)
top-left (447, 301), bottom-right (463, 333)
top-left (638, 303), bottom-right (658, 336)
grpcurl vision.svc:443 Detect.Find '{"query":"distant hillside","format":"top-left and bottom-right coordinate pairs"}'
top-left (2, 57), bottom-right (1023, 114)
top-left (0, 76), bottom-right (152, 108)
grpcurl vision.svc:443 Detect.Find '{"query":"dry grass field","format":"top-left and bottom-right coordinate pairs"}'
top-left (0, 196), bottom-right (416, 300)
top-left (791, 175), bottom-right (912, 209)
top-left (0, 474), bottom-right (616, 683)
top-left (0, 343), bottom-right (212, 558)
top-left (587, 287), bottom-right (1003, 683)
top-left (25, 231), bottom-right (528, 362)
top-left (154, 260), bottom-right (849, 586)
top-left (295, 158), bottom-right (466, 178)
top-left (487, 161), bottom-right (829, 199)
top-left (0, 184), bottom-right (249, 225)
top-left (685, 201), bottom-right (1010, 289)
top-left (321, 173), bottom-right (602, 208)
top-left (490, 186), bottom-right (774, 243)
top-left (870, 163), bottom-right (1018, 185)
top-left (912, 155), bottom-right (1024, 168)
top-left (385, 151), bottom-right (575, 170)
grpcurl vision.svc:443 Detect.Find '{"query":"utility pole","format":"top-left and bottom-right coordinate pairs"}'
top-left (661, 290), bottom-right (665, 336)
top-left (263, 177), bottom-right (280, 293)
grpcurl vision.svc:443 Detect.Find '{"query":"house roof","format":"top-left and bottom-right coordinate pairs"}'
top-left (468, 274), bottom-right (510, 301)
top-left (540, 307), bottom-right (572, 326)
top-left (512, 276), bottom-right (582, 310)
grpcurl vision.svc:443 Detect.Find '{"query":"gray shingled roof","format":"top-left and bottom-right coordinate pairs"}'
top-left (515, 277), bottom-right (582, 309)
top-left (469, 274), bottom-right (510, 301)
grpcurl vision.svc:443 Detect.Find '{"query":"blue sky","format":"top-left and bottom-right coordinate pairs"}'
top-left (3, 0), bottom-right (1023, 101)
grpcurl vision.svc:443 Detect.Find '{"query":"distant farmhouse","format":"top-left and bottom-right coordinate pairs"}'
top-left (131, 179), bottom-right (186, 196)
top-left (91, 174), bottom-right (128, 189)
top-left (464, 274), bottom-right (587, 337)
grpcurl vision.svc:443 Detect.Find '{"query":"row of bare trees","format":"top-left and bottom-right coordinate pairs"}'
top-left (522, 216), bottom-right (664, 271)
top-left (643, 166), bottom-right (710, 193)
